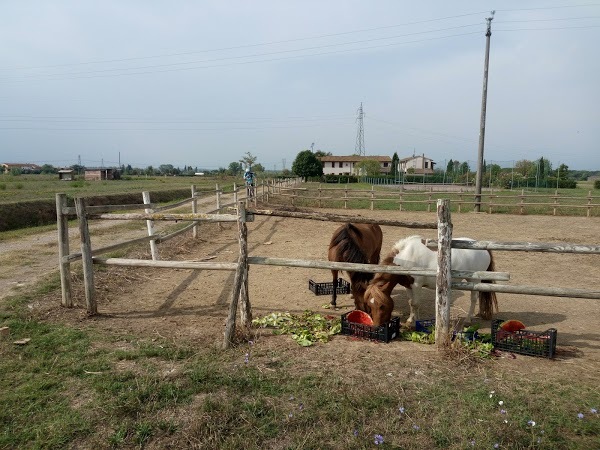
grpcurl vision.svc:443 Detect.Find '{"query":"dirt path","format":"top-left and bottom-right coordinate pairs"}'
top-left (0, 193), bottom-right (231, 301)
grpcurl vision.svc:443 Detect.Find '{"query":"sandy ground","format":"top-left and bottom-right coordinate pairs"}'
top-left (4, 201), bottom-right (600, 378)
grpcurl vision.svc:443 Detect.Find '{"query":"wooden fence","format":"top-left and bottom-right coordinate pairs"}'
top-left (267, 184), bottom-right (600, 217)
top-left (57, 183), bottom-right (600, 349)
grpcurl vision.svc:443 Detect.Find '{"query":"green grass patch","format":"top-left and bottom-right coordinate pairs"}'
top-left (1, 311), bottom-right (599, 448)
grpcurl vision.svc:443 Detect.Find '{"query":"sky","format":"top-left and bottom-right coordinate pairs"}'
top-left (1, 1), bottom-right (599, 171)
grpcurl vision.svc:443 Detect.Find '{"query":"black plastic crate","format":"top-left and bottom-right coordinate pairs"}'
top-left (340, 313), bottom-right (400, 343)
top-left (308, 278), bottom-right (350, 296)
top-left (492, 319), bottom-right (557, 358)
top-left (415, 318), bottom-right (479, 342)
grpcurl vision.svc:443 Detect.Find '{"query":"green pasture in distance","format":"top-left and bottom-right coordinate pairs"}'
top-left (0, 174), bottom-right (239, 204)
top-left (294, 181), bottom-right (600, 216)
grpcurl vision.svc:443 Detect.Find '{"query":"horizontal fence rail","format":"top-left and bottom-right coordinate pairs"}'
top-left (247, 208), bottom-right (437, 229)
top-left (93, 257), bottom-right (238, 271)
top-left (246, 256), bottom-right (510, 281)
top-left (453, 281), bottom-right (600, 299)
top-left (424, 239), bottom-right (600, 254)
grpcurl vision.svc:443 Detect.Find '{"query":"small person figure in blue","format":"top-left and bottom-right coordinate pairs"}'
top-left (244, 167), bottom-right (255, 197)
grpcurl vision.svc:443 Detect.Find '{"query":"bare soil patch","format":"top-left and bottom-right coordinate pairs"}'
top-left (7, 205), bottom-right (600, 380)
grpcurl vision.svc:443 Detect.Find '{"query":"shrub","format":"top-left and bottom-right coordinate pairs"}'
top-left (595, 180), bottom-right (600, 190)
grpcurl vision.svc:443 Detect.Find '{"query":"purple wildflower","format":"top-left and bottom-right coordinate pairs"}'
top-left (353, 429), bottom-right (358, 437)
top-left (374, 434), bottom-right (384, 445)
top-left (527, 420), bottom-right (536, 427)
top-left (244, 353), bottom-right (249, 364)
top-left (500, 409), bottom-right (506, 414)
top-left (591, 408), bottom-right (598, 414)
top-left (470, 440), bottom-right (476, 446)
top-left (577, 413), bottom-right (584, 419)
top-left (413, 424), bottom-right (420, 431)
top-left (494, 444), bottom-right (500, 449)
top-left (399, 406), bottom-right (405, 414)
top-left (299, 403), bottom-right (304, 411)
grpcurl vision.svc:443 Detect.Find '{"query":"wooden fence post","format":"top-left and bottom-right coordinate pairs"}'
top-left (216, 183), bottom-right (223, 230)
top-left (223, 202), bottom-right (249, 348)
top-left (435, 199), bottom-right (452, 348)
top-left (370, 185), bottom-right (374, 211)
top-left (143, 191), bottom-right (159, 260)
top-left (191, 185), bottom-right (198, 238)
top-left (56, 193), bottom-right (73, 307)
top-left (233, 183), bottom-right (238, 204)
top-left (318, 183), bottom-right (322, 208)
top-left (344, 185), bottom-right (348, 209)
top-left (520, 189), bottom-right (525, 215)
top-left (587, 190), bottom-right (592, 218)
top-left (75, 197), bottom-right (97, 315)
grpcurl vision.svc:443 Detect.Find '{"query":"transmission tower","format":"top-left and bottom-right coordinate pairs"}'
top-left (355, 102), bottom-right (365, 156)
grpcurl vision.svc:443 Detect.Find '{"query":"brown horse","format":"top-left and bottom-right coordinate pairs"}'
top-left (363, 235), bottom-right (498, 327)
top-left (327, 223), bottom-right (383, 309)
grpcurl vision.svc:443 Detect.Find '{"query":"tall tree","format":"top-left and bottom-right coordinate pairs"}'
top-left (391, 152), bottom-right (399, 177)
top-left (240, 152), bottom-right (258, 170)
top-left (355, 159), bottom-right (381, 177)
top-left (291, 150), bottom-right (323, 180)
top-left (446, 159), bottom-right (454, 173)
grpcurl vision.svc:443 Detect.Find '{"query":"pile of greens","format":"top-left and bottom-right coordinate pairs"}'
top-left (400, 323), bottom-right (494, 357)
top-left (252, 311), bottom-right (342, 346)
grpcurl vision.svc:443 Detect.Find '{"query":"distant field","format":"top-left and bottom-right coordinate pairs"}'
top-left (0, 174), bottom-right (240, 204)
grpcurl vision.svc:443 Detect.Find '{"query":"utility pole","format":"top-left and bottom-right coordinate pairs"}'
top-left (311, 142), bottom-right (314, 153)
top-left (474, 11), bottom-right (494, 212)
top-left (355, 102), bottom-right (365, 156)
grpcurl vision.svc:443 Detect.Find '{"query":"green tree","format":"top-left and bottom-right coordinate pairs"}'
top-left (253, 163), bottom-right (265, 173)
top-left (314, 150), bottom-right (332, 158)
top-left (515, 160), bottom-right (536, 177)
top-left (556, 163), bottom-right (569, 180)
top-left (228, 162), bottom-right (243, 175)
top-left (240, 152), bottom-right (258, 170)
top-left (291, 150), bottom-right (323, 180)
top-left (158, 164), bottom-right (174, 175)
top-left (40, 164), bottom-right (56, 174)
top-left (354, 159), bottom-right (381, 177)
top-left (446, 159), bottom-right (454, 173)
top-left (391, 152), bottom-right (399, 177)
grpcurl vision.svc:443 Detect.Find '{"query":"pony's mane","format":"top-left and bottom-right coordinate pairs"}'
top-left (391, 235), bottom-right (424, 253)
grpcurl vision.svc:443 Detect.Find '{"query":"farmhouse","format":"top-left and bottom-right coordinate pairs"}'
top-left (1, 162), bottom-right (42, 174)
top-left (84, 167), bottom-right (118, 181)
top-left (398, 154), bottom-right (436, 175)
top-left (318, 155), bottom-right (392, 176)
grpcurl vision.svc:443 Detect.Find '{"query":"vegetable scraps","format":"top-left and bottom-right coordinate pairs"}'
top-left (252, 311), bottom-right (341, 346)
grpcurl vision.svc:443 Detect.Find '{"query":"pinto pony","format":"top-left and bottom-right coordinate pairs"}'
top-left (327, 223), bottom-right (383, 309)
top-left (363, 235), bottom-right (498, 327)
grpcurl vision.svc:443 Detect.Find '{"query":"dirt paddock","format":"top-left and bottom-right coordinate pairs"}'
top-left (34, 207), bottom-right (600, 379)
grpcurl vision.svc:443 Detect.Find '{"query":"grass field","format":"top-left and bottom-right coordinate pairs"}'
top-left (1, 278), bottom-right (599, 449)
top-left (290, 181), bottom-right (600, 217)
top-left (0, 174), bottom-right (239, 204)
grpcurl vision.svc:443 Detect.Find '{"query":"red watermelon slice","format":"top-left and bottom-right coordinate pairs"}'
top-left (500, 320), bottom-right (526, 332)
top-left (347, 310), bottom-right (374, 326)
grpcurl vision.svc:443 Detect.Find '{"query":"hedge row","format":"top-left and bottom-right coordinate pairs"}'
top-left (0, 189), bottom-right (191, 232)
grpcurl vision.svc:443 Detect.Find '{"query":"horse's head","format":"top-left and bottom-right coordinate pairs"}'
top-left (363, 283), bottom-right (394, 326)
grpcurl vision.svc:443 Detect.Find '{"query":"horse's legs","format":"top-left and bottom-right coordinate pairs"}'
top-left (331, 269), bottom-right (338, 307)
top-left (405, 286), bottom-right (421, 329)
top-left (465, 290), bottom-right (477, 324)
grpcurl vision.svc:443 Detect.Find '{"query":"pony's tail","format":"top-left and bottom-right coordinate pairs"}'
top-left (478, 251), bottom-right (498, 320)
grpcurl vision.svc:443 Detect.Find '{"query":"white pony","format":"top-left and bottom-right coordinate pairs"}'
top-left (363, 235), bottom-right (498, 328)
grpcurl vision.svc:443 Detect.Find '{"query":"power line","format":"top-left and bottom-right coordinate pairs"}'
top-left (0, 11), bottom-right (492, 72)
top-left (0, 24), bottom-right (485, 82)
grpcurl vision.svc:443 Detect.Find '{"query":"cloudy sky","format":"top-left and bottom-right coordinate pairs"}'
top-left (1, 1), bottom-right (598, 171)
